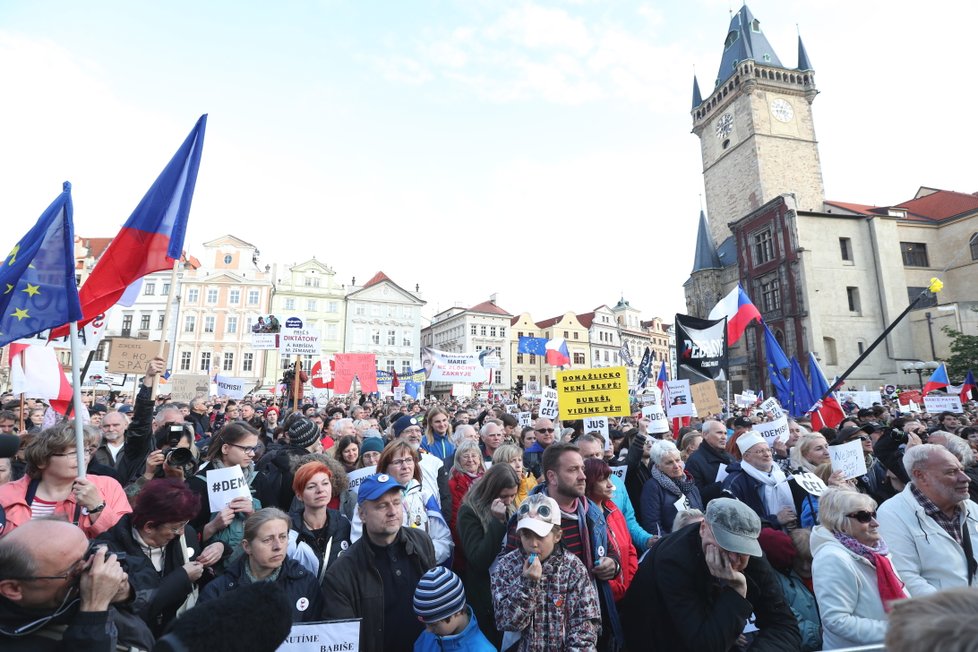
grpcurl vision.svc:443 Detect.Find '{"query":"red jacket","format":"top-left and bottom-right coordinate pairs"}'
top-left (0, 473), bottom-right (131, 538)
top-left (605, 500), bottom-right (638, 602)
top-left (449, 469), bottom-right (481, 572)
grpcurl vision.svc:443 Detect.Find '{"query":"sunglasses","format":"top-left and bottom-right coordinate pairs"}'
top-left (535, 428), bottom-right (555, 434)
top-left (846, 510), bottom-right (877, 524)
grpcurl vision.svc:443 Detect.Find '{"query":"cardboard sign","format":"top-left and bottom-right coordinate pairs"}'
top-left (829, 439), bottom-right (868, 480)
top-left (169, 374), bottom-right (211, 401)
top-left (792, 470), bottom-right (827, 497)
top-left (206, 465), bottom-right (252, 512)
top-left (759, 397), bottom-right (785, 421)
top-left (556, 366), bottom-right (630, 420)
top-left (107, 338), bottom-right (169, 374)
top-left (518, 411), bottom-right (533, 428)
top-left (690, 381), bottom-right (722, 417)
top-left (214, 374), bottom-right (246, 400)
top-left (345, 466), bottom-right (376, 496)
top-left (539, 388), bottom-right (560, 420)
top-left (753, 414), bottom-right (790, 444)
top-left (583, 416), bottom-right (609, 439)
top-left (924, 395), bottom-right (964, 414)
top-left (665, 379), bottom-right (694, 418)
top-left (277, 619), bottom-right (361, 652)
top-left (280, 317), bottom-right (321, 356)
top-left (898, 390), bottom-right (922, 406)
top-left (250, 333), bottom-right (279, 350)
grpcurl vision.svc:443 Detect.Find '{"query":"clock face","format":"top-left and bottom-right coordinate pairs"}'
top-left (714, 113), bottom-right (733, 139)
top-left (770, 98), bottom-right (794, 123)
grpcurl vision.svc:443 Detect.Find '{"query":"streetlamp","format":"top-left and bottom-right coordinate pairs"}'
top-left (901, 360), bottom-right (939, 391)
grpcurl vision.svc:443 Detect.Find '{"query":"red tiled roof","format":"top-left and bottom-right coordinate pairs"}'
top-left (511, 315), bottom-right (523, 326)
top-left (363, 271), bottom-right (393, 288)
top-left (83, 238), bottom-right (113, 259)
top-left (822, 201), bottom-right (879, 216)
top-left (469, 300), bottom-right (511, 316)
top-left (895, 189), bottom-right (978, 221)
top-left (577, 312), bottom-right (595, 328)
top-left (535, 316), bottom-right (562, 329)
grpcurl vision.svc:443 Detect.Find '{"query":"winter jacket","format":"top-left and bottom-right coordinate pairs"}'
top-left (322, 527), bottom-right (436, 652)
top-left (448, 469), bottom-right (480, 569)
top-left (609, 471), bottom-right (652, 550)
top-left (111, 383), bottom-right (158, 487)
top-left (721, 461), bottom-right (788, 529)
top-left (810, 525), bottom-right (900, 649)
top-left (603, 500), bottom-right (638, 602)
top-left (413, 606), bottom-right (496, 652)
top-left (514, 473), bottom-right (537, 507)
top-left (421, 433), bottom-right (455, 466)
top-left (287, 505), bottom-right (351, 583)
top-left (490, 546), bottom-right (601, 652)
top-left (619, 523), bottom-right (801, 652)
top-left (685, 441), bottom-right (733, 504)
top-left (95, 514), bottom-right (199, 637)
top-left (623, 437), bottom-right (651, 511)
top-left (771, 568), bottom-right (823, 652)
top-left (0, 474), bottom-right (130, 538)
top-left (876, 484), bottom-right (978, 596)
top-left (350, 479), bottom-right (453, 564)
top-left (199, 555), bottom-right (323, 623)
top-left (186, 410), bottom-right (211, 439)
top-left (638, 471), bottom-right (704, 536)
top-left (0, 600), bottom-right (154, 652)
top-left (456, 502), bottom-right (508, 648)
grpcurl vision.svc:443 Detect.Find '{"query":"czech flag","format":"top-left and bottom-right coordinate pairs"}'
top-left (709, 284), bottom-right (762, 345)
top-left (545, 337), bottom-right (571, 367)
top-left (51, 115), bottom-right (207, 336)
top-left (9, 344), bottom-right (74, 415)
top-left (807, 352), bottom-right (845, 430)
top-left (923, 362), bottom-right (950, 395)
top-left (961, 370), bottom-right (976, 403)
top-left (656, 360), bottom-right (669, 391)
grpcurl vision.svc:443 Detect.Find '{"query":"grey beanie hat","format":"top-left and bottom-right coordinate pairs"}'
top-left (288, 417), bottom-right (320, 448)
top-left (412, 566), bottom-right (466, 624)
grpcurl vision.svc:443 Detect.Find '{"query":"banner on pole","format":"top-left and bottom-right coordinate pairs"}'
top-left (421, 347), bottom-right (487, 383)
top-left (555, 366), bottom-right (630, 420)
top-left (675, 314), bottom-right (728, 382)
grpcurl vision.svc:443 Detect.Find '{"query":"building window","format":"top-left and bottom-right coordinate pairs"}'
top-left (529, 354), bottom-right (536, 364)
top-left (206, 289), bottom-right (218, 304)
top-left (494, 371), bottom-right (502, 384)
top-left (499, 327), bottom-right (505, 337)
top-left (517, 353), bottom-right (524, 364)
top-left (162, 283), bottom-right (170, 295)
top-left (326, 324), bottom-right (338, 340)
top-left (490, 326), bottom-right (497, 337)
top-left (157, 315), bottom-right (165, 329)
top-left (243, 352), bottom-right (253, 372)
top-left (823, 337), bottom-right (837, 366)
top-left (307, 299), bottom-right (317, 312)
top-left (248, 290), bottom-right (260, 305)
top-left (401, 360), bottom-right (412, 374)
top-left (204, 316), bottom-right (216, 333)
top-left (386, 359), bottom-right (396, 373)
top-left (846, 287), bottom-right (861, 313)
top-left (200, 352), bottom-right (211, 371)
top-left (856, 341), bottom-right (865, 355)
top-left (184, 315), bottom-right (196, 333)
top-left (900, 242), bottom-right (929, 267)
top-left (327, 301), bottom-right (338, 313)
top-left (304, 276), bottom-right (320, 287)
top-left (223, 254), bottom-right (233, 264)
top-left (223, 353), bottom-right (234, 371)
top-left (371, 329), bottom-right (381, 345)
top-left (753, 229), bottom-right (775, 264)
top-left (760, 277), bottom-right (781, 312)
top-left (906, 287), bottom-right (938, 308)
top-left (573, 332), bottom-right (579, 340)
top-left (187, 288), bottom-right (199, 303)
top-left (839, 237), bottom-right (853, 262)
top-left (402, 332), bottom-right (411, 347)
top-left (285, 298), bottom-right (296, 310)
top-left (480, 325), bottom-right (487, 336)
top-left (144, 283), bottom-right (155, 295)
top-left (518, 331), bottom-right (524, 338)
top-left (229, 289), bottom-right (240, 304)
top-left (140, 314), bottom-right (150, 330)
top-left (564, 331), bottom-right (569, 339)
top-left (471, 325), bottom-right (477, 335)
top-left (179, 351), bottom-right (191, 371)
top-left (227, 317), bottom-right (237, 334)
top-left (121, 314), bottom-right (132, 335)
top-left (971, 234), bottom-right (978, 261)
top-left (388, 330), bottom-right (396, 346)
top-left (573, 352), bottom-right (585, 365)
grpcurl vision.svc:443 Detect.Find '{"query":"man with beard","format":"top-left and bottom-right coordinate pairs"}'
top-left (686, 420), bottom-right (735, 504)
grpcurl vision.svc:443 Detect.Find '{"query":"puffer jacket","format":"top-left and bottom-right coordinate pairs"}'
top-left (199, 555), bottom-right (323, 623)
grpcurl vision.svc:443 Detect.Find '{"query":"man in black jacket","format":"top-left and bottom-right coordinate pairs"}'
top-left (322, 473), bottom-right (435, 652)
top-left (620, 498), bottom-right (800, 651)
top-left (686, 420), bottom-right (734, 504)
top-left (114, 358), bottom-right (166, 488)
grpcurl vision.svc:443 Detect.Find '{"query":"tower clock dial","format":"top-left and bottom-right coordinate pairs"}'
top-left (714, 112), bottom-right (733, 139)
top-left (770, 98), bottom-right (794, 123)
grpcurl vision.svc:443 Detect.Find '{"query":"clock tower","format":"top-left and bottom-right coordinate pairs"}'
top-left (692, 5), bottom-right (825, 246)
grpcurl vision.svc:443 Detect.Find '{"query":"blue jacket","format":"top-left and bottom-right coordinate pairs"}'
top-left (610, 472), bottom-right (652, 549)
top-left (421, 433), bottom-right (456, 466)
top-left (639, 475), bottom-right (704, 536)
top-left (771, 569), bottom-right (822, 652)
top-left (413, 606), bottom-right (496, 652)
top-left (721, 462), bottom-right (783, 529)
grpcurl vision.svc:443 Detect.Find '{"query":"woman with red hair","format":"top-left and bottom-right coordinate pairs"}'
top-left (584, 458), bottom-right (637, 603)
top-left (287, 461), bottom-right (351, 582)
top-left (96, 479), bottom-right (224, 637)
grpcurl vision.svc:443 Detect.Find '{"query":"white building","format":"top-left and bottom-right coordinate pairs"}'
top-left (344, 271), bottom-right (425, 376)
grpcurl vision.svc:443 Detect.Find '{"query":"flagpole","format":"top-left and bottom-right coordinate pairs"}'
top-left (153, 259), bottom-right (181, 400)
top-left (18, 393), bottom-right (25, 433)
top-left (293, 357), bottom-right (302, 412)
top-left (69, 322), bottom-right (87, 478)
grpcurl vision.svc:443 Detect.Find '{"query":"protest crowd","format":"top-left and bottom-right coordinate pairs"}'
top-left (1, 355), bottom-right (978, 652)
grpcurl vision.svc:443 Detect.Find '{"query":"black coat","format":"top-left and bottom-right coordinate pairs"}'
top-left (199, 555), bottom-right (324, 623)
top-left (619, 523), bottom-right (801, 652)
top-left (95, 514), bottom-right (199, 638)
top-left (115, 384), bottom-right (158, 488)
top-left (685, 441), bottom-right (733, 505)
top-left (288, 505), bottom-right (351, 583)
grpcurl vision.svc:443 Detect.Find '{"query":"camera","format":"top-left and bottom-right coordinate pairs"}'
top-left (85, 541), bottom-right (127, 570)
top-left (167, 424), bottom-right (187, 449)
top-left (165, 447), bottom-right (195, 468)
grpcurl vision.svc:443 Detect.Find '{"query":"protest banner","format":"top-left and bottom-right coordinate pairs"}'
top-left (753, 414), bottom-right (790, 444)
top-left (345, 466), bottom-right (376, 496)
top-left (451, 383), bottom-right (472, 398)
top-left (206, 465), bottom-right (251, 512)
top-left (214, 375), bottom-right (246, 400)
top-left (690, 381), bottom-right (722, 417)
top-left (923, 395), bottom-right (964, 414)
top-left (675, 314), bottom-right (728, 381)
top-left (168, 374), bottom-right (210, 401)
top-left (641, 390), bottom-right (669, 434)
top-left (392, 387), bottom-right (403, 401)
top-left (518, 412), bottom-right (533, 428)
top-left (556, 366), bottom-right (630, 420)
top-left (277, 619), bottom-right (361, 652)
top-left (539, 387), bottom-right (559, 419)
top-left (108, 338), bottom-right (169, 374)
top-left (610, 466), bottom-right (626, 481)
top-left (829, 440), bottom-right (868, 480)
top-left (250, 332), bottom-right (278, 350)
top-left (333, 353), bottom-right (378, 393)
top-left (420, 347), bottom-right (487, 383)
top-left (280, 317), bottom-right (321, 356)
top-left (506, 404), bottom-right (518, 414)
top-left (759, 397), bottom-right (785, 421)
top-left (735, 392), bottom-right (757, 407)
top-left (842, 390), bottom-right (883, 409)
top-left (82, 361), bottom-right (128, 388)
top-left (583, 416), bottom-right (609, 438)
top-left (665, 379), bottom-right (694, 418)
top-left (898, 390), bottom-right (922, 406)
top-left (792, 470), bottom-right (827, 497)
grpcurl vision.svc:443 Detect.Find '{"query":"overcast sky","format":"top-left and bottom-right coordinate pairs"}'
top-left (1, 1), bottom-right (974, 324)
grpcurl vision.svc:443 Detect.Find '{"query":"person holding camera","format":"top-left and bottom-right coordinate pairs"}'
top-left (0, 519), bottom-right (154, 651)
top-left (124, 422), bottom-right (200, 501)
top-left (114, 357), bottom-right (169, 488)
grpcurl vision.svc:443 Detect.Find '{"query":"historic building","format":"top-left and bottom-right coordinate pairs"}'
top-left (343, 271), bottom-right (425, 378)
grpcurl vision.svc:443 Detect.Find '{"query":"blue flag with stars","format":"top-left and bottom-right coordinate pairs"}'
top-left (0, 182), bottom-right (82, 347)
top-left (762, 321), bottom-right (791, 406)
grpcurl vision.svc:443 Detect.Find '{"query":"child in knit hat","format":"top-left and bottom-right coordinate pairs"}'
top-left (412, 566), bottom-right (495, 651)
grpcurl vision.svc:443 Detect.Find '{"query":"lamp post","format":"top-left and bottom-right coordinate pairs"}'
top-left (901, 360), bottom-right (939, 392)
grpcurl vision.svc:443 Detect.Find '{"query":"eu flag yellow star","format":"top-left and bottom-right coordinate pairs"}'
top-left (11, 307), bottom-right (29, 321)
top-left (22, 283), bottom-right (40, 297)
top-left (3, 284), bottom-right (11, 294)
top-left (4, 243), bottom-right (19, 266)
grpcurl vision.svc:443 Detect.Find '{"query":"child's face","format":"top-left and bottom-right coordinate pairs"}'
top-left (425, 610), bottom-right (466, 637)
top-left (519, 528), bottom-right (558, 561)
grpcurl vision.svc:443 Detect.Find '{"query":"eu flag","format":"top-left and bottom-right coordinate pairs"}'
top-left (518, 336), bottom-right (548, 355)
top-left (762, 322), bottom-right (791, 405)
top-left (0, 182), bottom-right (81, 348)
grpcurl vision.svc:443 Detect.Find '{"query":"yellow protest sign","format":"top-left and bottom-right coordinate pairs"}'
top-left (556, 366), bottom-right (630, 420)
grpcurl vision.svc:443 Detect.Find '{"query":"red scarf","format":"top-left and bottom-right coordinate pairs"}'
top-left (869, 551), bottom-right (907, 612)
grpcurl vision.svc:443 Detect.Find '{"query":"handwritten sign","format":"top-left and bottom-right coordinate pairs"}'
top-left (829, 439), bottom-right (868, 480)
top-left (556, 366), bottom-right (630, 420)
top-left (924, 395), bottom-right (964, 414)
top-left (690, 381), bottom-right (722, 417)
top-left (583, 416), bottom-right (609, 439)
top-left (107, 338), bottom-right (169, 374)
top-left (759, 398), bottom-right (785, 421)
top-left (345, 466), bottom-right (376, 496)
top-left (206, 465), bottom-right (252, 512)
top-left (214, 375), bottom-right (246, 400)
top-left (792, 470), bottom-right (827, 497)
top-left (753, 414), bottom-right (790, 444)
top-left (665, 379), bottom-right (694, 418)
top-left (277, 619), bottom-right (361, 652)
top-left (518, 411), bottom-right (533, 428)
top-left (538, 387), bottom-right (559, 419)
top-left (169, 374), bottom-right (211, 401)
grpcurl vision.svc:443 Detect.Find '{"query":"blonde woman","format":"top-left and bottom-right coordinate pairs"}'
top-left (493, 444), bottom-right (537, 506)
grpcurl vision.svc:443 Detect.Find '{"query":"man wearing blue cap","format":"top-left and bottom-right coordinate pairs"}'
top-left (323, 473), bottom-right (436, 652)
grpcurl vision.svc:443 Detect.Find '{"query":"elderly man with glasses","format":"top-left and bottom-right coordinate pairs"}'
top-left (522, 417), bottom-right (556, 480)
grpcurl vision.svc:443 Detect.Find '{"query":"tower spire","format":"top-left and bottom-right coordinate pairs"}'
top-left (692, 74), bottom-right (703, 110)
top-left (691, 210), bottom-right (722, 273)
top-left (797, 34), bottom-right (813, 71)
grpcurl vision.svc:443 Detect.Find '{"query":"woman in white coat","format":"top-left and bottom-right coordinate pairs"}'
top-left (811, 488), bottom-right (909, 649)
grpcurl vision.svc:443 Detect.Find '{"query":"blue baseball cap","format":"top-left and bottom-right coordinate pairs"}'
top-left (357, 473), bottom-right (403, 504)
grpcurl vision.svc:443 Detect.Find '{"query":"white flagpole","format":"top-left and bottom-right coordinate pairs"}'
top-left (69, 322), bottom-right (87, 478)
top-left (153, 259), bottom-right (181, 400)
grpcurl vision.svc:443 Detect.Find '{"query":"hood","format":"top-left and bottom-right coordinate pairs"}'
top-left (808, 525), bottom-right (836, 556)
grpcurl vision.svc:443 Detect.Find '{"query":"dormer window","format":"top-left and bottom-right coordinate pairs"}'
top-left (724, 31), bottom-right (739, 49)
top-left (752, 19), bottom-right (761, 32)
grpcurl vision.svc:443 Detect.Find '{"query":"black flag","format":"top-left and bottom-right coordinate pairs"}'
top-left (675, 314), bottom-right (728, 382)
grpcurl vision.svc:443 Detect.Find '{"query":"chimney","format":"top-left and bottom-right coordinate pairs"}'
top-left (489, 293), bottom-right (497, 305)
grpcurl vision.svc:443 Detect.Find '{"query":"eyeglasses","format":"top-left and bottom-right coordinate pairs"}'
top-left (7, 557), bottom-right (86, 582)
top-left (159, 521), bottom-right (189, 535)
top-left (228, 443), bottom-right (258, 454)
top-left (389, 457), bottom-right (415, 467)
top-left (535, 428), bottom-right (555, 434)
top-left (846, 510), bottom-right (878, 524)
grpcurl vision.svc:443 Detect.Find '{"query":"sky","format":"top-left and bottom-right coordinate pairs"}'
top-left (1, 1), bottom-right (975, 325)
